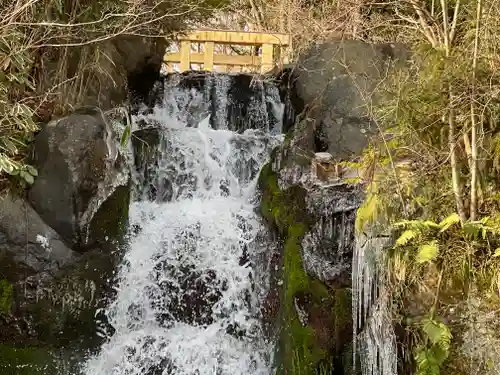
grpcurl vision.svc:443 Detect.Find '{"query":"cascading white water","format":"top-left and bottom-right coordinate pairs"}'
top-left (82, 74), bottom-right (283, 375)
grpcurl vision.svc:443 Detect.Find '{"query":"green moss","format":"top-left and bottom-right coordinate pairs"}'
top-left (282, 228), bottom-right (330, 374)
top-left (0, 279), bottom-right (13, 316)
top-left (333, 289), bottom-right (351, 331)
top-left (0, 345), bottom-right (57, 375)
top-left (259, 162), bottom-right (334, 374)
top-left (258, 163), bottom-right (311, 235)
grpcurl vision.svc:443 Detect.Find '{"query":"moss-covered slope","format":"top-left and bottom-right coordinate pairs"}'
top-left (258, 162), bottom-right (355, 375)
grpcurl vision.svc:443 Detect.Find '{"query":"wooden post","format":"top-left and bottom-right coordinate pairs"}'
top-left (180, 40), bottom-right (191, 72)
top-left (204, 41), bottom-right (214, 71)
top-left (261, 43), bottom-right (274, 73)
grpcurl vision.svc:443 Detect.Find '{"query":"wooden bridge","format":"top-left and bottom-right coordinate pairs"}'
top-left (164, 29), bottom-right (291, 74)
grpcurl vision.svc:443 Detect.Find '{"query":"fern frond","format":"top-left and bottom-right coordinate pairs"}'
top-left (462, 220), bottom-right (500, 240)
top-left (423, 220), bottom-right (440, 230)
top-left (438, 213), bottom-right (460, 232)
top-left (416, 241), bottom-right (439, 264)
top-left (422, 318), bottom-right (452, 352)
top-left (394, 219), bottom-right (439, 233)
top-left (395, 229), bottom-right (418, 246)
top-left (415, 346), bottom-right (441, 375)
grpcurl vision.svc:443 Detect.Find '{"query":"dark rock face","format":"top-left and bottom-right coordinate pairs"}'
top-left (118, 36), bottom-right (165, 106)
top-left (0, 193), bottom-right (78, 276)
top-left (281, 40), bottom-right (410, 159)
top-left (18, 248), bottom-right (118, 349)
top-left (0, 105), bottom-right (131, 363)
top-left (302, 184), bottom-right (364, 286)
top-left (28, 106), bottom-right (130, 250)
top-left (255, 39), bottom-right (408, 375)
top-left (36, 36), bottom-right (165, 117)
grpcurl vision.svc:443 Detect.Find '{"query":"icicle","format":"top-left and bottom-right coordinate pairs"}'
top-left (353, 233), bottom-right (397, 375)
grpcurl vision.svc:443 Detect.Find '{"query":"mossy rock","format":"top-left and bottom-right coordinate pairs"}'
top-left (22, 249), bottom-right (117, 350)
top-left (258, 163), bottom-right (311, 235)
top-left (279, 228), bottom-right (333, 375)
top-left (0, 345), bottom-right (58, 375)
top-left (0, 279), bottom-right (13, 316)
top-left (259, 161), bottom-right (355, 374)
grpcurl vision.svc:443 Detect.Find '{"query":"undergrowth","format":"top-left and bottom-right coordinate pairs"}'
top-left (353, 19), bottom-right (500, 373)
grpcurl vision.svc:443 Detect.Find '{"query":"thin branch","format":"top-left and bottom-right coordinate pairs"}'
top-left (439, 0), bottom-right (450, 54)
top-left (470, 0), bottom-right (483, 221)
top-left (449, 0), bottom-right (462, 46)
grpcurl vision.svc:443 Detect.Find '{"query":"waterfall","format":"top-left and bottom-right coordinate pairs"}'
top-left (82, 73), bottom-right (283, 375)
top-left (353, 233), bottom-right (398, 375)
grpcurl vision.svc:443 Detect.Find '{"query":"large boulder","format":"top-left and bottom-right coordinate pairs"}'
top-left (0, 193), bottom-right (118, 361)
top-left (28, 106), bottom-right (130, 251)
top-left (0, 193), bottom-right (78, 276)
top-left (286, 39), bottom-right (410, 159)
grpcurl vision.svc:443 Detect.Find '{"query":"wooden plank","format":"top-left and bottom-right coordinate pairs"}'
top-left (204, 41), bottom-right (214, 71)
top-left (261, 43), bottom-right (274, 73)
top-left (179, 30), bottom-right (290, 46)
top-left (165, 52), bottom-right (262, 67)
top-left (180, 40), bottom-right (191, 72)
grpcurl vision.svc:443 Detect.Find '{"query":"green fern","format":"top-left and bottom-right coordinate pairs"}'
top-left (414, 317), bottom-right (452, 375)
top-left (415, 347), bottom-right (441, 375)
top-left (422, 318), bottom-right (452, 352)
top-left (394, 219), bottom-right (440, 232)
top-left (438, 213), bottom-right (461, 232)
top-left (395, 229), bottom-right (419, 246)
top-left (416, 241), bottom-right (439, 264)
top-left (462, 217), bottom-right (500, 240)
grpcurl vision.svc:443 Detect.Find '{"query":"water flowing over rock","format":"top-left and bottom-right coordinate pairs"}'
top-left (82, 72), bottom-right (283, 375)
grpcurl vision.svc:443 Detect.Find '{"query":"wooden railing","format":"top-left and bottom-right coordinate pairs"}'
top-left (164, 29), bottom-right (291, 74)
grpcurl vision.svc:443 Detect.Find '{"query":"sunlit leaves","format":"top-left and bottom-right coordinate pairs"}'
top-left (416, 241), bottom-right (439, 264)
top-left (396, 229), bottom-right (418, 246)
top-left (438, 213), bottom-right (461, 232)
